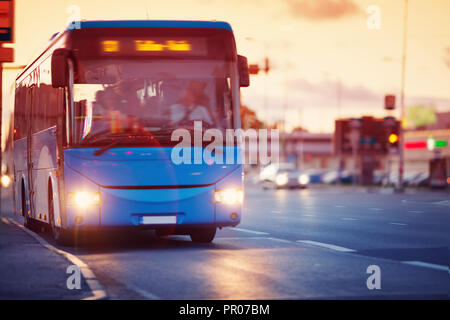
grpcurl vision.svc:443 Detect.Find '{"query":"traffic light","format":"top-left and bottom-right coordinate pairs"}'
top-left (388, 133), bottom-right (399, 144)
top-left (264, 57), bottom-right (270, 74)
top-left (385, 118), bottom-right (400, 151)
top-left (384, 94), bottom-right (396, 110)
top-left (248, 64), bottom-right (260, 75)
top-left (248, 58), bottom-right (270, 75)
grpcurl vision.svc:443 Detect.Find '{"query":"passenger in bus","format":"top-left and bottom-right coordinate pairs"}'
top-left (169, 80), bottom-right (214, 127)
top-left (93, 90), bottom-right (106, 116)
top-left (113, 80), bottom-right (142, 115)
top-left (95, 84), bottom-right (143, 133)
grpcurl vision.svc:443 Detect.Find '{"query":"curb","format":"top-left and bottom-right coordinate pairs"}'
top-left (4, 217), bottom-right (107, 300)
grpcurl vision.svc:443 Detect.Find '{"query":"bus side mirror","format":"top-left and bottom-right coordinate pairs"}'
top-left (238, 55), bottom-right (250, 87)
top-left (51, 49), bottom-right (71, 88)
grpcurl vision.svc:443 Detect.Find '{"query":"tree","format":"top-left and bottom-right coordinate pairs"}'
top-left (405, 104), bottom-right (436, 129)
top-left (240, 104), bottom-right (265, 129)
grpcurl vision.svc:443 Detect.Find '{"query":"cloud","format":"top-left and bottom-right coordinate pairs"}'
top-left (290, 78), bottom-right (380, 106)
top-left (286, 0), bottom-right (361, 20)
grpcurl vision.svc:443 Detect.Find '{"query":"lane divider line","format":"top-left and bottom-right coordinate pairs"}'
top-left (389, 222), bottom-right (407, 226)
top-left (216, 236), bottom-right (267, 240)
top-left (267, 237), bottom-right (292, 244)
top-left (432, 200), bottom-right (450, 206)
top-left (6, 218), bottom-right (107, 300)
top-left (402, 261), bottom-right (448, 273)
top-left (341, 217), bottom-right (357, 221)
top-left (126, 284), bottom-right (160, 300)
top-left (297, 240), bottom-right (356, 253)
top-left (232, 227), bottom-right (269, 235)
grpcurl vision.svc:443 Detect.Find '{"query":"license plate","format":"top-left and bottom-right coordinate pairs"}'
top-left (140, 215), bottom-right (177, 225)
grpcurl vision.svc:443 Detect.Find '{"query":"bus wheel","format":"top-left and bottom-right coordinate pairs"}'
top-left (48, 189), bottom-right (74, 246)
top-left (189, 227), bottom-right (216, 243)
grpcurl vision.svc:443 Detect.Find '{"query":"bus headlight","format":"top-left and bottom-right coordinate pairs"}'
top-left (275, 173), bottom-right (288, 186)
top-left (298, 174), bottom-right (310, 185)
top-left (67, 191), bottom-right (101, 207)
top-left (214, 188), bottom-right (244, 205)
top-left (1, 175), bottom-right (11, 188)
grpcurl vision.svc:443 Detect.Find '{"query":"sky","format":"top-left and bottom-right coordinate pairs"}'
top-left (2, 0), bottom-right (450, 137)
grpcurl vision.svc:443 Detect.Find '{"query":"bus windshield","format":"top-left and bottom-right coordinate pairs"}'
top-left (72, 59), bottom-right (236, 146)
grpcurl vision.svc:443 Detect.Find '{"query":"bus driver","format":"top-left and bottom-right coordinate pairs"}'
top-left (169, 80), bottom-right (214, 127)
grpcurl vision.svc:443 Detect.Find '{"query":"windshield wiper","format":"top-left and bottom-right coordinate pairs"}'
top-left (80, 130), bottom-right (117, 145)
top-left (92, 134), bottom-right (161, 156)
top-left (93, 138), bottom-right (124, 156)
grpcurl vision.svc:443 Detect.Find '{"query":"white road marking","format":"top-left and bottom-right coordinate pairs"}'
top-left (6, 218), bottom-right (107, 300)
top-left (297, 240), bottom-right (356, 253)
top-left (1, 217), bottom-right (11, 225)
top-left (232, 227), bottom-right (269, 235)
top-left (216, 236), bottom-right (266, 241)
top-left (389, 222), bottom-right (407, 226)
top-left (126, 284), bottom-right (160, 300)
top-left (341, 217), bottom-right (357, 221)
top-left (432, 200), bottom-right (450, 206)
top-left (303, 214), bottom-right (315, 217)
top-left (408, 210), bottom-right (424, 214)
top-left (217, 236), bottom-right (293, 244)
top-left (335, 205), bottom-right (345, 208)
top-left (271, 210), bottom-right (282, 213)
top-left (402, 261), bottom-right (448, 272)
top-left (267, 237), bottom-right (292, 243)
top-left (369, 208), bottom-right (383, 211)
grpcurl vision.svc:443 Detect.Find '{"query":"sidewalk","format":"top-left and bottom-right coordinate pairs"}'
top-left (0, 188), bottom-right (92, 300)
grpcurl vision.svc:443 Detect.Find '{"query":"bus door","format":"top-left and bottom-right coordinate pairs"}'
top-left (26, 72), bottom-right (38, 219)
top-left (25, 84), bottom-right (34, 217)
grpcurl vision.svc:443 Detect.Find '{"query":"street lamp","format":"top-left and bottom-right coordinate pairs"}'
top-left (321, 70), bottom-right (343, 183)
top-left (397, 0), bottom-right (409, 192)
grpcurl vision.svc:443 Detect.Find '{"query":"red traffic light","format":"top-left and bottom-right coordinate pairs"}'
top-left (248, 64), bottom-right (260, 75)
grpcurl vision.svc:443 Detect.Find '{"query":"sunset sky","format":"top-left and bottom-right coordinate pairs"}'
top-left (2, 0), bottom-right (450, 136)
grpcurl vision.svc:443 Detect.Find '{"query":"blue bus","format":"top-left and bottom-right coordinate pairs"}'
top-left (13, 20), bottom-right (249, 245)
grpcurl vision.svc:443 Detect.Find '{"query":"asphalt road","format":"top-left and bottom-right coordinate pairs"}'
top-left (1, 184), bottom-right (449, 299)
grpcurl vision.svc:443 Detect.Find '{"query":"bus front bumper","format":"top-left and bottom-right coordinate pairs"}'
top-left (65, 185), bottom-right (241, 229)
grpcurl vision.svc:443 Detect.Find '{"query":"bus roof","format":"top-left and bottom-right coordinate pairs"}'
top-left (69, 20), bottom-right (233, 32)
top-left (16, 20), bottom-right (233, 82)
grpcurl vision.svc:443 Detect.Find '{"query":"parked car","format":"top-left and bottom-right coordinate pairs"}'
top-left (373, 170), bottom-right (387, 185)
top-left (382, 171), bottom-right (421, 187)
top-left (304, 169), bottom-right (329, 184)
top-left (322, 170), bottom-right (353, 184)
top-left (409, 172), bottom-right (429, 187)
top-left (259, 163), bottom-right (309, 189)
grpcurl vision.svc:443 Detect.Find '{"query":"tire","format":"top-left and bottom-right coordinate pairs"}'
top-left (189, 227), bottom-right (216, 243)
top-left (48, 185), bottom-right (75, 246)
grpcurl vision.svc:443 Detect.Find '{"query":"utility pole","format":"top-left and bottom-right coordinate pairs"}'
top-left (397, 0), bottom-right (409, 192)
top-left (263, 56), bottom-right (269, 127)
top-left (0, 0), bottom-right (15, 204)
